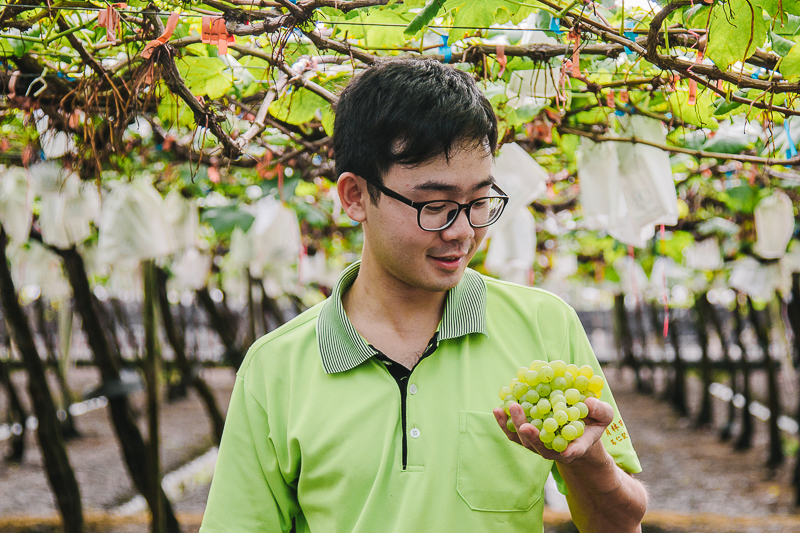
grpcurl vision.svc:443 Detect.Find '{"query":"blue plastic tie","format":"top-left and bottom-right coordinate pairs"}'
top-left (623, 21), bottom-right (636, 55)
top-left (439, 35), bottom-right (451, 63)
top-left (549, 17), bottom-right (563, 35)
top-left (786, 119), bottom-right (798, 158)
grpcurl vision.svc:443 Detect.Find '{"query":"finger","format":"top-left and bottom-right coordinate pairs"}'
top-left (583, 397), bottom-right (614, 425)
top-left (493, 407), bottom-right (522, 444)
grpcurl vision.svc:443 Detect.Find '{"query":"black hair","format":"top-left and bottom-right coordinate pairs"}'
top-left (332, 58), bottom-right (498, 203)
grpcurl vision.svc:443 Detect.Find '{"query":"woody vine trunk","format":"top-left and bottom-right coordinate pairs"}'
top-left (0, 226), bottom-right (83, 533)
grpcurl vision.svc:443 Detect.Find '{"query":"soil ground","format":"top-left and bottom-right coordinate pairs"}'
top-left (3, 365), bottom-right (800, 532)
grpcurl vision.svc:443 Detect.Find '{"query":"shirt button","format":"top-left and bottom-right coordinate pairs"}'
top-left (409, 384), bottom-right (417, 395)
top-left (410, 428), bottom-right (421, 439)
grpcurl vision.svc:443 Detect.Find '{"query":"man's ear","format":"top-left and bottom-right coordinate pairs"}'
top-left (337, 172), bottom-right (368, 224)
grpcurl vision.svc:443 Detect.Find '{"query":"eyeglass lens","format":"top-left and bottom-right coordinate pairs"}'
top-left (419, 197), bottom-right (505, 231)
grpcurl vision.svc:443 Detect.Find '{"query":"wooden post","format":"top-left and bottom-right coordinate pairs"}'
top-left (733, 293), bottom-right (754, 451)
top-left (693, 292), bottom-right (713, 428)
top-left (143, 261), bottom-right (165, 533)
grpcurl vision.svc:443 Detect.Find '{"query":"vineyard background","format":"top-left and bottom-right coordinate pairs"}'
top-left (4, 0), bottom-right (800, 530)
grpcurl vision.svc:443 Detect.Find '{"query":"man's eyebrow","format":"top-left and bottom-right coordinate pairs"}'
top-left (412, 176), bottom-right (496, 193)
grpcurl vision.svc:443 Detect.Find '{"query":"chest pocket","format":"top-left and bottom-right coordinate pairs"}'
top-left (456, 411), bottom-right (551, 512)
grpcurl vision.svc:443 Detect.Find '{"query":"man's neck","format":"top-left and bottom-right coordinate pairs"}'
top-left (342, 258), bottom-right (448, 365)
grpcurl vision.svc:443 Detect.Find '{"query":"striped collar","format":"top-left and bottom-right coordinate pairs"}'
top-left (316, 260), bottom-right (488, 374)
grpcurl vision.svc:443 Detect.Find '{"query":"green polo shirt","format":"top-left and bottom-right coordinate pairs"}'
top-left (201, 261), bottom-right (641, 533)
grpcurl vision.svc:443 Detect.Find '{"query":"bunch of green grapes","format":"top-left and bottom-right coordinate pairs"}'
top-left (498, 360), bottom-right (605, 453)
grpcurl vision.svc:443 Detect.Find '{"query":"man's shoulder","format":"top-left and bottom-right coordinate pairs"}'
top-left (237, 299), bottom-right (325, 376)
top-left (480, 273), bottom-right (575, 316)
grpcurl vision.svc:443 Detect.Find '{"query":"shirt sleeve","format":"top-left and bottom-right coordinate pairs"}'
top-left (200, 375), bottom-right (300, 532)
top-left (551, 308), bottom-right (642, 496)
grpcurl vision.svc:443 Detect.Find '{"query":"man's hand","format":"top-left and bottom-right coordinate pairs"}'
top-left (492, 397), bottom-right (614, 463)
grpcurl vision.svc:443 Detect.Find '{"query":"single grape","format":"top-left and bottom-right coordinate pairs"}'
top-left (574, 375), bottom-right (589, 392)
top-left (578, 365), bottom-right (594, 378)
top-left (503, 401), bottom-right (514, 415)
top-left (499, 386), bottom-right (513, 400)
top-left (520, 401), bottom-right (534, 416)
top-left (532, 360), bottom-right (547, 371)
top-left (584, 390), bottom-right (598, 399)
top-left (504, 394), bottom-right (516, 403)
top-left (553, 410), bottom-right (568, 426)
top-left (539, 428), bottom-right (555, 443)
top-left (579, 394), bottom-right (587, 402)
top-left (588, 375), bottom-right (605, 393)
top-left (517, 367), bottom-right (530, 381)
top-left (570, 420), bottom-right (585, 437)
top-left (538, 365), bottom-right (555, 383)
top-left (565, 364), bottom-right (580, 377)
top-left (567, 406), bottom-right (580, 421)
top-left (552, 436), bottom-right (568, 453)
top-left (549, 391), bottom-right (566, 403)
top-left (563, 371), bottom-right (574, 389)
top-left (550, 360), bottom-right (567, 377)
top-left (512, 382), bottom-right (529, 399)
top-left (551, 376), bottom-right (567, 391)
top-left (510, 378), bottom-right (519, 389)
top-left (561, 424), bottom-right (578, 441)
top-left (535, 383), bottom-right (551, 398)
top-left (536, 399), bottom-right (551, 415)
top-left (506, 418), bottom-right (517, 433)
top-left (543, 440), bottom-right (554, 450)
top-left (543, 418), bottom-right (559, 433)
top-left (522, 390), bottom-right (540, 404)
top-left (552, 401), bottom-right (568, 413)
top-left (575, 401), bottom-right (589, 418)
top-left (531, 418), bottom-right (543, 430)
top-left (565, 388), bottom-right (581, 405)
top-left (524, 370), bottom-right (540, 385)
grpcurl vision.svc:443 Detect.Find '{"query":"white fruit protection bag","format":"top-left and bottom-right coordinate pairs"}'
top-left (578, 115), bottom-right (678, 248)
top-left (484, 143), bottom-right (547, 285)
top-left (753, 190), bottom-right (794, 260)
top-left (97, 179), bottom-right (178, 265)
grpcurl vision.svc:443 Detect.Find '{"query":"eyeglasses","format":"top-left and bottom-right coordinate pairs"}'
top-left (359, 176), bottom-right (509, 232)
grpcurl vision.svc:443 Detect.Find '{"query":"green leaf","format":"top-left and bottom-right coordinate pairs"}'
top-left (705, 0), bottom-right (768, 70)
top-left (780, 42), bottom-right (800, 79)
top-left (158, 96), bottom-right (195, 129)
top-left (719, 184), bottom-right (760, 214)
top-left (668, 90), bottom-right (719, 130)
top-left (772, 13), bottom-right (800, 34)
top-left (771, 31), bottom-right (796, 55)
top-left (446, 0), bottom-right (517, 42)
top-left (321, 106), bottom-right (335, 136)
top-left (404, 0), bottom-right (446, 35)
top-left (201, 206), bottom-right (255, 235)
top-left (176, 56), bottom-right (233, 99)
top-left (269, 87), bottom-right (330, 126)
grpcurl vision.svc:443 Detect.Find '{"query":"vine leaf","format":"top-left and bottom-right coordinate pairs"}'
top-left (404, 0), bottom-right (447, 36)
top-left (705, 0), bottom-right (767, 70)
top-left (269, 87), bottom-right (330, 125)
top-left (780, 42), bottom-right (800, 80)
top-left (176, 56), bottom-right (233, 99)
top-left (445, 0), bottom-right (530, 42)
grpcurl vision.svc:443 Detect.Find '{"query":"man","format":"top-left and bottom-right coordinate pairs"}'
top-left (201, 58), bottom-right (647, 533)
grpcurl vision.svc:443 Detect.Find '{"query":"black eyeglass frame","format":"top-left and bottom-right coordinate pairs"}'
top-left (359, 175), bottom-right (510, 232)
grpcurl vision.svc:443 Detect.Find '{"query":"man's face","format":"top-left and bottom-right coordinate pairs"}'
top-left (361, 146), bottom-right (494, 294)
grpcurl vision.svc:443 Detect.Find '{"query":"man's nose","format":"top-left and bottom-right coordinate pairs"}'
top-left (440, 207), bottom-right (474, 241)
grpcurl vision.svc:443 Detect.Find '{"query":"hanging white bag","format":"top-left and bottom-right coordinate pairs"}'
top-left (97, 180), bottom-right (178, 264)
top-left (505, 31), bottom-right (561, 103)
top-left (615, 115), bottom-right (678, 229)
top-left (728, 256), bottom-right (782, 301)
top-left (577, 138), bottom-right (615, 231)
top-left (164, 190), bottom-right (199, 251)
top-left (683, 237), bottom-right (723, 271)
top-left (172, 247), bottom-right (212, 290)
top-left (754, 190), bottom-right (794, 259)
top-left (0, 166), bottom-right (32, 244)
top-left (484, 143), bottom-right (547, 285)
top-left (36, 169), bottom-right (101, 248)
top-left (249, 196), bottom-right (303, 295)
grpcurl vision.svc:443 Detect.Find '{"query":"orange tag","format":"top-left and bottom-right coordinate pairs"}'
top-left (496, 44), bottom-right (507, 78)
top-left (606, 89), bottom-right (615, 108)
top-left (570, 29), bottom-right (580, 78)
top-left (97, 3), bottom-right (126, 43)
top-left (142, 12), bottom-right (180, 59)
top-left (202, 16), bottom-right (233, 55)
top-left (619, 88), bottom-right (629, 104)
